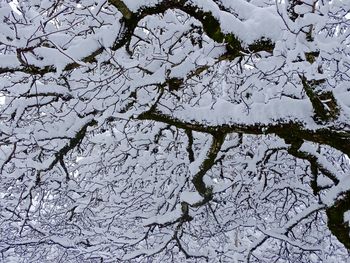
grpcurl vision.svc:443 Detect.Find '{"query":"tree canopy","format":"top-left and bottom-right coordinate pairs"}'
top-left (0, 0), bottom-right (350, 262)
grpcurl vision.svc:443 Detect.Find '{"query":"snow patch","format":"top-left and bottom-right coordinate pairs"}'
top-left (180, 191), bottom-right (203, 205)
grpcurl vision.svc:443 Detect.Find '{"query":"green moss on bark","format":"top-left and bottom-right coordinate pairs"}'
top-left (326, 192), bottom-right (350, 250)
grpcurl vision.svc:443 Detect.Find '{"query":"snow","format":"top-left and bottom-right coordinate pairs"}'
top-left (322, 176), bottom-right (350, 206)
top-left (159, 97), bottom-right (314, 126)
top-left (180, 191), bottom-right (203, 205)
top-left (190, 0), bottom-right (282, 44)
top-left (142, 206), bottom-right (182, 226)
top-left (344, 211), bottom-right (350, 223)
top-left (0, 93), bottom-right (4, 105)
top-left (0, 55), bottom-right (20, 69)
top-left (300, 142), bottom-right (343, 181)
top-left (123, 0), bottom-right (161, 11)
top-left (8, 0), bottom-right (21, 15)
top-left (50, 236), bottom-right (74, 248)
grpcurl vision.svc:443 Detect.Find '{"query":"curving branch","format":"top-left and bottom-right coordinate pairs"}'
top-left (191, 131), bottom-right (226, 201)
top-left (0, 0), bottom-right (275, 77)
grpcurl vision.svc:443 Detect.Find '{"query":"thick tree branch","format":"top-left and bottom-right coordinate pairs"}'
top-left (108, 0), bottom-right (133, 19)
top-left (138, 110), bottom-right (350, 156)
top-left (301, 76), bottom-right (339, 122)
top-left (191, 132), bottom-right (225, 200)
top-left (326, 192), bottom-right (350, 250)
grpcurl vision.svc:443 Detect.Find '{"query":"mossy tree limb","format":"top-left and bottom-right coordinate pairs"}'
top-left (191, 132), bottom-right (226, 201)
top-left (300, 76), bottom-right (339, 122)
top-left (138, 110), bottom-right (350, 156)
top-left (326, 192), bottom-right (350, 250)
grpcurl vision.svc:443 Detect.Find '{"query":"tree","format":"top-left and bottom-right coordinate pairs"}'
top-left (0, 0), bottom-right (350, 262)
